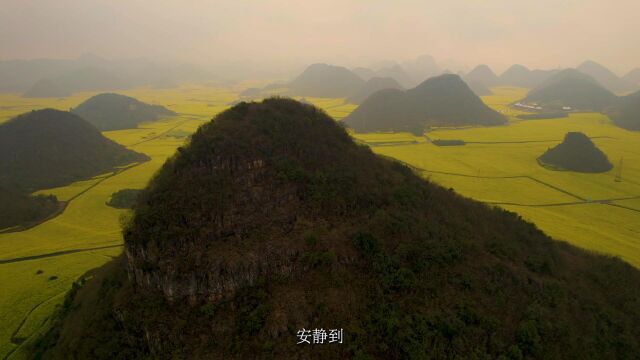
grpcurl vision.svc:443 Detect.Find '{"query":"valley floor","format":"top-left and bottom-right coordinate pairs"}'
top-left (0, 86), bottom-right (638, 359)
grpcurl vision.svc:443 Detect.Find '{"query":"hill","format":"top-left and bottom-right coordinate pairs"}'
top-left (288, 63), bottom-right (365, 98)
top-left (499, 64), bottom-right (532, 87)
top-left (344, 74), bottom-right (506, 133)
top-left (0, 109), bottom-right (148, 191)
top-left (465, 64), bottom-right (499, 87)
top-left (346, 77), bottom-right (403, 104)
top-left (0, 186), bottom-right (60, 230)
top-left (33, 98), bottom-right (640, 359)
top-left (608, 90), bottom-right (640, 130)
top-left (72, 93), bottom-right (176, 131)
top-left (576, 60), bottom-right (633, 93)
top-left (538, 132), bottom-right (613, 172)
top-left (522, 69), bottom-right (617, 111)
top-left (22, 79), bottom-right (70, 98)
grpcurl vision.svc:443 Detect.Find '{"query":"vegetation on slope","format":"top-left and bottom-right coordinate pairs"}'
top-left (538, 132), bottom-right (613, 173)
top-left (34, 98), bottom-right (640, 359)
top-left (72, 93), bottom-right (176, 131)
top-left (106, 189), bottom-right (142, 209)
top-left (0, 187), bottom-right (60, 230)
top-left (344, 74), bottom-right (506, 133)
top-left (0, 109), bottom-right (149, 191)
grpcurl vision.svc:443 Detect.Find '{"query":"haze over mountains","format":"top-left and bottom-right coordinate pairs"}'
top-left (0, 54), bottom-right (215, 94)
top-left (347, 77), bottom-right (403, 104)
top-left (577, 60), bottom-right (636, 93)
top-left (287, 63), bottom-right (365, 98)
top-left (609, 90), bottom-right (640, 131)
top-left (344, 74), bottom-right (505, 133)
top-left (37, 99), bottom-right (640, 359)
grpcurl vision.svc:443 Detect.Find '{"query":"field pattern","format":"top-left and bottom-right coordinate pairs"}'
top-left (355, 87), bottom-right (640, 267)
top-left (1, 85), bottom-right (639, 358)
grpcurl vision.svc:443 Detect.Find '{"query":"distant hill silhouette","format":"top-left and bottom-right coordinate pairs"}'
top-left (623, 68), bottom-right (640, 87)
top-left (239, 87), bottom-right (262, 98)
top-left (401, 55), bottom-right (441, 85)
top-left (465, 65), bottom-right (499, 87)
top-left (0, 55), bottom-right (215, 92)
top-left (466, 80), bottom-right (492, 96)
top-left (344, 74), bottom-right (506, 133)
top-left (22, 79), bottom-right (70, 98)
top-left (499, 64), bottom-right (532, 87)
top-left (72, 93), bottom-right (176, 131)
top-left (376, 64), bottom-right (413, 88)
top-left (352, 67), bottom-right (377, 81)
top-left (538, 132), bottom-right (612, 173)
top-left (288, 63), bottom-right (365, 98)
top-left (608, 90), bottom-right (640, 131)
top-left (36, 99), bottom-right (640, 359)
top-left (522, 69), bottom-right (617, 111)
top-left (347, 77), bottom-right (403, 104)
top-left (577, 60), bottom-right (634, 93)
top-left (0, 109), bottom-right (148, 191)
top-left (0, 186), bottom-right (59, 230)
top-left (498, 64), bottom-right (559, 88)
top-left (55, 67), bottom-right (130, 92)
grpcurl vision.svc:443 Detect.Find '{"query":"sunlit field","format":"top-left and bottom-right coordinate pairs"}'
top-left (1, 85), bottom-right (639, 358)
top-left (354, 87), bottom-right (640, 267)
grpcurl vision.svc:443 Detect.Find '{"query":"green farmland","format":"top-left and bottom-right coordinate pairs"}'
top-left (354, 87), bottom-right (640, 267)
top-left (1, 86), bottom-right (639, 359)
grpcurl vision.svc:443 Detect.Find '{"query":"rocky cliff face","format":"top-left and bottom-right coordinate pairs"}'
top-left (124, 153), bottom-right (306, 303)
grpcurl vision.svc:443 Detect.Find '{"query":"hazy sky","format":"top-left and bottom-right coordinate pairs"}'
top-left (1, 0), bottom-right (638, 74)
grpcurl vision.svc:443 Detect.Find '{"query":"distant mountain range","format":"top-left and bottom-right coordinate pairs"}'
top-left (0, 54), bottom-right (216, 95)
